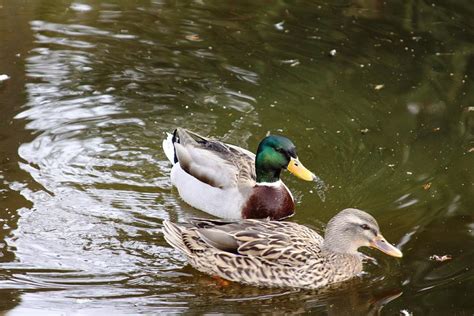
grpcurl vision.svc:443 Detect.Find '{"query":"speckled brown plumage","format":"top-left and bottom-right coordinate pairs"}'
top-left (163, 209), bottom-right (403, 289)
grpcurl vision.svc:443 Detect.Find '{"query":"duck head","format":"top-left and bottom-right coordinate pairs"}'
top-left (323, 208), bottom-right (403, 258)
top-left (255, 135), bottom-right (316, 183)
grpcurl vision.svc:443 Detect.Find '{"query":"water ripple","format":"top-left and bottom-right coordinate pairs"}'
top-left (1, 1), bottom-right (472, 314)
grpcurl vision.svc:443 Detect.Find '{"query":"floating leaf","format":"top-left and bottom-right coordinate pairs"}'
top-left (429, 254), bottom-right (452, 262)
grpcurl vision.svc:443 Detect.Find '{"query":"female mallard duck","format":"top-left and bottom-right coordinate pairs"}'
top-left (163, 208), bottom-right (403, 289)
top-left (162, 128), bottom-right (320, 220)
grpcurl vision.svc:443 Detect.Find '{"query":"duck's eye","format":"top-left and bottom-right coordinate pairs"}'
top-left (360, 224), bottom-right (370, 230)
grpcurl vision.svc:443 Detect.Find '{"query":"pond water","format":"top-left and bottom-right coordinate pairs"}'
top-left (0, 0), bottom-right (473, 314)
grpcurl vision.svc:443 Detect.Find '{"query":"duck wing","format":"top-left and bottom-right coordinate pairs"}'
top-left (173, 128), bottom-right (256, 189)
top-left (193, 219), bottom-right (323, 266)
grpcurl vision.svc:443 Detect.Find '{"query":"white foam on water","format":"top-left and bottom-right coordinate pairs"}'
top-left (70, 3), bottom-right (92, 12)
top-left (313, 174), bottom-right (328, 202)
top-left (0, 74), bottom-right (10, 82)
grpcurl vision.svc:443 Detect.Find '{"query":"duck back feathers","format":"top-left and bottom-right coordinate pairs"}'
top-left (162, 217), bottom-right (362, 289)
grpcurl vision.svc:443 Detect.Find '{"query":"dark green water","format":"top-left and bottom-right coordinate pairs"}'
top-left (0, 0), bottom-right (473, 314)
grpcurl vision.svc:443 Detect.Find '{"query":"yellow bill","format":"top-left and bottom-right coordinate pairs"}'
top-left (287, 157), bottom-right (315, 181)
top-left (370, 234), bottom-right (403, 258)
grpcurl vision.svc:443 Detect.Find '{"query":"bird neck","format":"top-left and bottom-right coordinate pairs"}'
top-left (255, 167), bottom-right (281, 183)
top-left (255, 153), bottom-right (283, 183)
top-left (318, 248), bottom-right (363, 277)
top-left (255, 144), bottom-right (288, 183)
top-left (323, 233), bottom-right (360, 255)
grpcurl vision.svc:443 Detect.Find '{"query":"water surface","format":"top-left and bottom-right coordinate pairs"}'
top-left (0, 0), bottom-right (473, 314)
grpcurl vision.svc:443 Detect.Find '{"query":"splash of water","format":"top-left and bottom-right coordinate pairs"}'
top-left (312, 174), bottom-right (328, 202)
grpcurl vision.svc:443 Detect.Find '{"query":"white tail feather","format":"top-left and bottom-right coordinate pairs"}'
top-left (162, 132), bottom-right (176, 164)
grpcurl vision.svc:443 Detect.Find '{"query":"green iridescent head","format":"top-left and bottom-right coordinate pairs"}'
top-left (255, 135), bottom-right (315, 183)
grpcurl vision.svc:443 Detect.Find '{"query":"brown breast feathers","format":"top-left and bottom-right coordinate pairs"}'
top-left (241, 185), bottom-right (295, 220)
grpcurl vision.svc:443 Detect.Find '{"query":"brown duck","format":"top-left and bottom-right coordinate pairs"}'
top-left (163, 208), bottom-right (403, 289)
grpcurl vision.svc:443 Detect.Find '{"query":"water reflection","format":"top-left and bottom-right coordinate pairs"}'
top-left (0, 0), bottom-right (473, 314)
top-left (174, 268), bottom-right (403, 315)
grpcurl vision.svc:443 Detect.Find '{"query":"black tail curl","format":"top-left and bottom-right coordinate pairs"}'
top-left (172, 129), bottom-right (179, 164)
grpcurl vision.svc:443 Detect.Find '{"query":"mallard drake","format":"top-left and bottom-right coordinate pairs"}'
top-left (162, 128), bottom-right (320, 220)
top-left (163, 208), bottom-right (403, 289)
